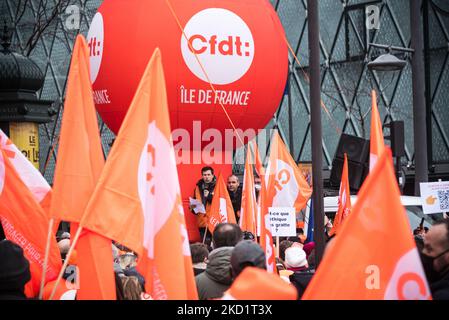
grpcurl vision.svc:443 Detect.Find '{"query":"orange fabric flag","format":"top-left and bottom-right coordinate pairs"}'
top-left (239, 148), bottom-right (258, 236)
top-left (266, 130), bottom-right (312, 212)
top-left (259, 173), bottom-right (276, 274)
top-left (249, 140), bottom-right (264, 236)
top-left (207, 173), bottom-right (237, 234)
top-left (42, 280), bottom-right (77, 300)
top-left (329, 153), bottom-right (352, 237)
top-left (0, 129), bottom-right (52, 217)
top-left (0, 150), bottom-right (61, 297)
top-left (222, 267), bottom-right (297, 300)
top-left (80, 48), bottom-right (198, 299)
top-left (49, 35), bottom-right (115, 300)
top-left (369, 89), bottom-right (385, 172)
top-left (251, 140), bottom-right (265, 177)
top-left (302, 148), bottom-right (431, 300)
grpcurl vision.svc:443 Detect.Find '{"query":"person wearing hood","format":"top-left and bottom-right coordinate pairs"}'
top-left (195, 246), bottom-right (233, 300)
top-left (0, 240), bottom-right (31, 300)
top-left (195, 223), bottom-right (243, 299)
top-left (192, 166), bottom-right (217, 241)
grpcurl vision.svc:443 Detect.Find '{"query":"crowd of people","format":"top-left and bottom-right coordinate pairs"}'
top-left (1, 166), bottom-right (449, 300)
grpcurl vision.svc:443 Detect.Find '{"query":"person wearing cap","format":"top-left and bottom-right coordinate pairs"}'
top-left (230, 240), bottom-right (266, 279)
top-left (284, 245), bottom-right (315, 299)
top-left (0, 240), bottom-right (31, 300)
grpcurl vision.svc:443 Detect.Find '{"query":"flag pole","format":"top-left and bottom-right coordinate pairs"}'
top-left (276, 236), bottom-right (280, 258)
top-left (202, 228), bottom-right (208, 244)
top-left (38, 217), bottom-right (54, 299)
top-left (48, 225), bottom-right (83, 300)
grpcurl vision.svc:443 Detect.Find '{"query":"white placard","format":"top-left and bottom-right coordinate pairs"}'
top-left (268, 207), bottom-right (296, 237)
top-left (420, 181), bottom-right (449, 214)
top-left (189, 197), bottom-right (206, 214)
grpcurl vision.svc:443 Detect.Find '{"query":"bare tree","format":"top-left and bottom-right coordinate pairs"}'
top-left (4, 0), bottom-right (72, 56)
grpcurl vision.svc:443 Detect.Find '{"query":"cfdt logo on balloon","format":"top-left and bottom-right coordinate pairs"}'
top-left (87, 12), bottom-right (104, 84)
top-left (181, 8), bottom-right (255, 85)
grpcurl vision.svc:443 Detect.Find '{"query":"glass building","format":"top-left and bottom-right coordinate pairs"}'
top-left (1, 0), bottom-right (448, 194)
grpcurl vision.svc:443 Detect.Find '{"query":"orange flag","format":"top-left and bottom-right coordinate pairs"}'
top-left (0, 129), bottom-right (52, 217)
top-left (239, 148), bottom-right (257, 236)
top-left (266, 130), bottom-right (312, 212)
top-left (302, 148), bottom-right (431, 300)
top-left (369, 90), bottom-right (385, 172)
top-left (49, 35), bottom-right (115, 300)
top-left (79, 49), bottom-right (198, 299)
top-left (251, 140), bottom-right (265, 177)
top-left (250, 140), bottom-right (264, 236)
top-left (208, 173), bottom-right (237, 234)
top-left (222, 267), bottom-right (297, 300)
top-left (0, 150), bottom-right (61, 297)
top-left (259, 171), bottom-right (276, 274)
top-left (329, 153), bottom-right (352, 237)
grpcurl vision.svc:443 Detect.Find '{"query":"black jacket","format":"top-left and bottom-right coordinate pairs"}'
top-left (430, 269), bottom-right (449, 300)
top-left (195, 177), bottom-right (217, 206)
top-left (228, 186), bottom-right (242, 215)
top-left (289, 268), bottom-right (315, 300)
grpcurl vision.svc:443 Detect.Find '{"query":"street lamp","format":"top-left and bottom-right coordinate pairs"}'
top-left (367, 43), bottom-right (414, 194)
top-left (367, 52), bottom-right (407, 71)
top-left (367, 43), bottom-right (410, 72)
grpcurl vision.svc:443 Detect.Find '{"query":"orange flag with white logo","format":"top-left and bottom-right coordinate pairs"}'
top-left (302, 148), bottom-right (431, 300)
top-left (266, 130), bottom-right (312, 212)
top-left (0, 129), bottom-right (52, 217)
top-left (79, 48), bottom-right (198, 299)
top-left (0, 150), bottom-right (61, 297)
top-left (49, 35), bottom-right (115, 300)
top-left (369, 90), bottom-right (385, 172)
top-left (208, 173), bottom-right (237, 234)
top-left (329, 153), bottom-right (351, 237)
top-left (239, 148), bottom-right (257, 236)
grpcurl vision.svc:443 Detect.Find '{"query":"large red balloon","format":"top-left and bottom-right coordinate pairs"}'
top-left (87, 0), bottom-right (288, 147)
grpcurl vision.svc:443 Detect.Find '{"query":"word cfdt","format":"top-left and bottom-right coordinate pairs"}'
top-left (187, 34), bottom-right (251, 56)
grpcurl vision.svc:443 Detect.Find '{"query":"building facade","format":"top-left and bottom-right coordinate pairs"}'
top-left (1, 0), bottom-right (448, 193)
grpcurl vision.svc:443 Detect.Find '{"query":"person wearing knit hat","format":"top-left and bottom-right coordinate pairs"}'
top-left (284, 246), bottom-right (315, 299)
top-left (222, 267), bottom-right (297, 300)
top-left (230, 240), bottom-right (266, 279)
top-left (284, 246), bottom-right (308, 270)
top-left (0, 240), bottom-right (31, 300)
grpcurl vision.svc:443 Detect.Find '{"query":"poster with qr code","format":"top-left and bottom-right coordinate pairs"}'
top-left (420, 181), bottom-right (449, 214)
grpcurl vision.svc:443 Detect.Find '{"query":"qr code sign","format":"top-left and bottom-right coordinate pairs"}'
top-left (437, 190), bottom-right (449, 210)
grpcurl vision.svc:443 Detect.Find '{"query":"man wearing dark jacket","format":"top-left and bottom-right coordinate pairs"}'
top-left (0, 240), bottom-right (31, 300)
top-left (422, 219), bottom-right (449, 300)
top-left (227, 175), bottom-right (242, 221)
top-left (192, 167), bottom-right (217, 241)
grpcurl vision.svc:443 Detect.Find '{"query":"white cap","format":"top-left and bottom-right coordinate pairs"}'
top-left (284, 246), bottom-right (307, 268)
